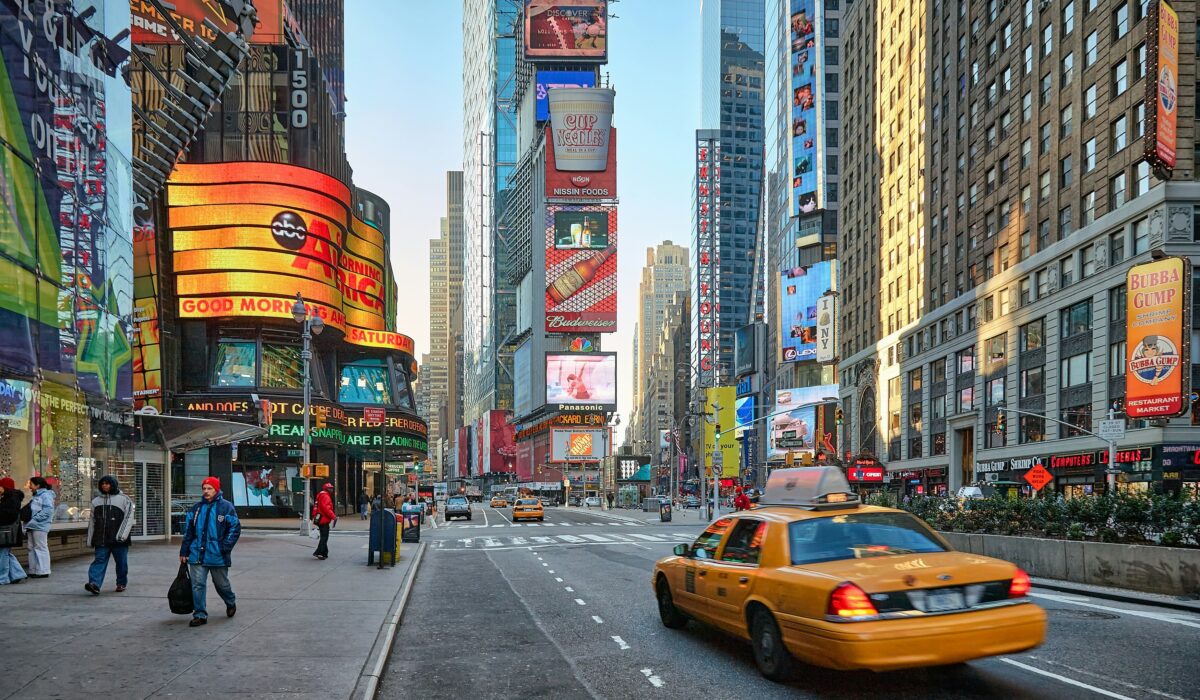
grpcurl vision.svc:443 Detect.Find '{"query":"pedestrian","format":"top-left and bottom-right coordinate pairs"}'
top-left (179, 477), bottom-right (241, 627)
top-left (85, 475), bottom-right (136, 594)
top-left (606, 492), bottom-right (614, 509)
top-left (0, 477), bottom-right (28, 585)
top-left (312, 482), bottom-right (336, 560)
top-left (23, 476), bottom-right (55, 578)
top-left (734, 487), bottom-right (752, 511)
top-left (358, 489), bottom-right (370, 520)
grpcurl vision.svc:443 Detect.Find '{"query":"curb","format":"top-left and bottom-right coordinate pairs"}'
top-left (1032, 577), bottom-right (1200, 614)
top-left (581, 509), bottom-right (652, 525)
top-left (350, 540), bottom-right (428, 700)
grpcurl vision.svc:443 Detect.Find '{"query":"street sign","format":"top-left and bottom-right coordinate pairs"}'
top-left (1096, 419), bottom-right (1126, 441)
top-left (364, 407), bottom-right (386, 424)
top-left (1024, 464), bottom-right (1053, 491)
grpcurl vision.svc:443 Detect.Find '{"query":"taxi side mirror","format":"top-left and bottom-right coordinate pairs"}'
top-left (673, 544), bottom-right (689, 557)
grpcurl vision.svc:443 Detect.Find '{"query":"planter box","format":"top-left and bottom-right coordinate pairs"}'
top-left (939, 531), bottom-right (1200, 598)
top-left (9, 525), bottom-right (90, 565)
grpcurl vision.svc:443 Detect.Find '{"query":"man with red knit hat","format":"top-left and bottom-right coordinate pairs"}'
top-left (311, 482), bottom-right (337, 560)
top-left (179, 476), bottom-right (241, 627)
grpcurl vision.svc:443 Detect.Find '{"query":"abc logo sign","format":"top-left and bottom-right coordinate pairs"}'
top-left (271, 211), bottom-right (308, 251)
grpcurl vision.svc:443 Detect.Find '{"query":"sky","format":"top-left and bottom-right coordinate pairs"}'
top-left (345, 1), bottom-right (702, 428)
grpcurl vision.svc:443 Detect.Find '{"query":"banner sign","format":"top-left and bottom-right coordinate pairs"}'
top-left (1125, 257), bottom-right (1190, 417)
top-left (703, 386), bottom-right (740, 478)
top-left (546, 353), bottom-right (616, 411)
top-left (1144, 1), bottom-right (1179, 172)
top-left (544, 205), bottom-right (617, 332)
top-left (525, 1), bottom-right (607, 61)
top-left (694, 134), bottom-right (721, 387)
top-left (816, 293), bottom-right (837, 363)
top-left (790, 0), bottom-right (825, 215)
top-left (770, 386), bottom-right (838, 458)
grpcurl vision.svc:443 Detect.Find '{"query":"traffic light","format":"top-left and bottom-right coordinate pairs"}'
top-left (714, 424), bottom-right (722, 440)
top-left (315, 408), bottom-right (327, 430)
top-left (785, 451), bottom-right (795, 467)
top-left (835, 408), bottom-right (844, 424)
top-left (995, 410), bottom-right (1005, 433)
top-left (801, 452), bottom-right (814, 466)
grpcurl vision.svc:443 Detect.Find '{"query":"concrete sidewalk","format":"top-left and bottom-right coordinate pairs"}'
top-left (1, 532), bottom-right (423, 700)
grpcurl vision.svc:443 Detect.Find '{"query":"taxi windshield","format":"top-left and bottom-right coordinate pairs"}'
top-left (516, 499), bottom-right (540, 505)
top-left (787, 512), bottom-right (946, 565)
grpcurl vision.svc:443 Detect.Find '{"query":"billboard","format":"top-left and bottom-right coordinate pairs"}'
top-left (790, 0), bottom-right (823, 214)
top-left (131, 0), bottom-right (285, 44)
top-left (546, 127), bottom-right (617, 198)
top-left (547, 87), bottom-right (614, 171)
top-left (1145, 0), bottom-right (1179, 171)
top-left (537, 70), bottom-right (596, 120)
top-left (483, 409), bottom-right (516, 473)
top-left (815, 293), bottom-right (837, 363)
top-left (703, 386), bottom-right (740, 478)
top-left (694, 134), bottom-right (721, 387)
top-left (734, 324), bottom-right (756, 377)
top-left (735, 396), bottom-right (756, 428)
top-left (779, 261), bottom-right (835, 363)
top-left (0, 1), bottom-right (134, 401)
top-left (167, 162), bottom-right (413, 354)
top-left (771, 386), bottom-right (838, 458)
top-left (525, 1), bottom-right (608, 61)
top-left (1126, 257), bottom-right (1191, 417)
top-left (546, 353), bottom-right (616, 410)
top-left (550, 427), bottom-right (610, 462)
top-left (132, 202), bottom-right (162, 412)
top-left (545, 205), bottom-right (618, 332)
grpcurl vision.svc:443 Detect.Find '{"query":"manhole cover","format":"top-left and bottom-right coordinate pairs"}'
top-left (1045, 608), bottom-right (1120, 620)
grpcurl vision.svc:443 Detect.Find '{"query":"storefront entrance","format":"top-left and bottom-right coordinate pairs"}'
top-left (110, 448), bottom-right (168, 539)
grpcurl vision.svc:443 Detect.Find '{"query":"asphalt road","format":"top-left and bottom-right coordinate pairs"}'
top-left (379, 505), bottom-right (1200, 699)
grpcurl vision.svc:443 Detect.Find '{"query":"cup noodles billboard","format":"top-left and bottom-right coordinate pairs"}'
top-left (546, 127), bottom-right (617, 199)
top-left (545, 205), bottom-right (617, 332)
top-left (525, 1), bottom-right (608, 61)
top-left (1125, 257), bottom-right (1191, 418)
top-left (548, 87), bottom-right (614, 171)
top-left (537, 70), bottom-right (597, 120)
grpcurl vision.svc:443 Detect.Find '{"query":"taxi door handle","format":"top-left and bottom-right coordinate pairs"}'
top-left (698, 570), bottom-right (707, 577)
top-left (738, 576), bottom-right (749, 584)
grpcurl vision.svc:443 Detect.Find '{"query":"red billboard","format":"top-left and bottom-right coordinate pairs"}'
top-left (546, 127), bottom-right (617, 199)
top-left (545, 205), bottom-right (617, 333)
top-left (131, 0), bottom-right (285, 45)
top-left (1145, 1), bottom-right (1179, 170)
top-left (484, 409), bottom-right (517, 474)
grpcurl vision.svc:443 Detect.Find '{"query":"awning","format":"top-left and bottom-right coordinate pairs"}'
top-left (136, 413), bottom-right (267, 453)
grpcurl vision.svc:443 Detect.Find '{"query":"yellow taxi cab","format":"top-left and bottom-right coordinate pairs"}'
top-left (511, 497), bottom-right (544, 522)
top-left (651, 467), bottom-right (1045, 681)
top-left (490, 495), bottom-right (509, 508)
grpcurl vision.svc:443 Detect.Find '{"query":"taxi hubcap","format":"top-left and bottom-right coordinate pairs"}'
top-left (760, 627), bottom-right (775, 662)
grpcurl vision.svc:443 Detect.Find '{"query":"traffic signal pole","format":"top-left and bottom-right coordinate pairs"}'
top-left (995, 406), bottom-right (1122, 493)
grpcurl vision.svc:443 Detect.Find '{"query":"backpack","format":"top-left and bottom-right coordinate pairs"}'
top-left (19, 502), bottom-right (32, 524)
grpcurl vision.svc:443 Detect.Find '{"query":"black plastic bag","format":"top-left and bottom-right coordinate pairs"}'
top-left (168, 562), bottom-right (194, 615)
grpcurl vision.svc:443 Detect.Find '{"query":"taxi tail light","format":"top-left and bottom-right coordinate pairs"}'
top-left (1009, 568), bottom-right (1032, 598)
top-left (827, 582), bottom-right (879, 619)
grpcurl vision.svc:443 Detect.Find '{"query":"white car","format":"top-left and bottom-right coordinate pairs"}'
top-left (584, 496), bottom-right (601, 507)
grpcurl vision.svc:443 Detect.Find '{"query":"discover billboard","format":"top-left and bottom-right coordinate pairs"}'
top-left (525, 1), bottom-right (608, 61)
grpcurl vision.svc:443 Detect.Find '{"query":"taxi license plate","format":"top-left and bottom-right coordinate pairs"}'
top-left (923, 589), bottom-right (966, 612)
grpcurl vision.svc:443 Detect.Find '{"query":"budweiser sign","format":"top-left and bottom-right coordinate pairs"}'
top-left (547, 315), bottom-right (617, 329)
top-left (548, 88), bottom-right (614, 171)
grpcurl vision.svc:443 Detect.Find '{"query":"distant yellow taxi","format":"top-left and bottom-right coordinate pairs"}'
top-left (490, 496), bottom-right (509, 508)
top-left (652, 467), bottom-right (1045, 680)
top-left (511, 497), bottom-right (544, 522)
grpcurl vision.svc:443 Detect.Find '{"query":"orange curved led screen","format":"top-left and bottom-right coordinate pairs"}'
top-left (168, 162), bottom-right (415, 355)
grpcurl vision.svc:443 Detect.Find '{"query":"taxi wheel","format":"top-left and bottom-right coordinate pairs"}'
top-left (750, 608), bottom-right (795, 682)
top-left (656, 579), bottom-right (688, 629)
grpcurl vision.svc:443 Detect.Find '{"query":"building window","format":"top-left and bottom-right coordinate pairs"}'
top-left (1112, 115), bottom-right (1128, 151)
top-left (986, 333), bottom-right (1007, 365)
top-left (986, 417), bottom-right (1007, 448)
top-left (1036, 268), bottom-right (1049, 297)
top-left (1062, 401), bottom-right (1092, 437)
top-left (1060, 206), bottom-right (1074, 237)
top-left (1040, 73), bottom-right (1052, 105)
top-left (1020, 277), bottom-right (1032, 306)
top-left (958, 346), bottom-right (976, 374)
top-left (1042, 23), bottom-right (1053, 56)
top-left (932, 393), bottom-right (946, 419)
top-left (1063, 0), bottom-right (1075, 33)
top-left (1024, 44), bottom-right (1033, 74)
top-left (1020, 415), bottom-right (1046, 443)
top-left (1060, 104), bottom-right (1073, 138)
top-left (1083, 138), bottom-right (1097, 173)
top-left (1111, 172), bottom-right (1127, 209)
top-left (1109, 340), bottom-right (1127, 377)
top-left (959, 387), bottom-right (974, 413)
top-left (1085, 31), bottom-right (1098, 66)
top-left (1022, 139), bottom-right (1032, 168)
top-left (987, 377), bottom-right (1005, 407)
top-left (1082, 245), bottom-right (1096, 277)
top-left (339, 361), bottom-right (394, 404)
top-left (1061, 351), bottom-right (1091, 387)
top-left (1110, 230), bottom-right (1126, 263)
top-left (1134, 161), bottom-right (1151, 196)
top-left (1113, 3), bottom-right (1129, 39)
top-left (909, 368), bottom-right (923, 392)
top-left (261, 344), bottom-right (303, 389)
top-left (1133, 217), bottom-right (1149, 254)
top-left (1134, 43), bottom-right (1147, 80)
top-left (1134, 102), bottom-right (1146, 138)
top-left (1112, 59), bottom-right (1128, 95)
top-left (1060, 256), bottom-right (1075, 288)
top-left (1000, 288), bottom-right (1012, 315)
top-left (1084, 84), bottom-right (1098, 119)
top-left (910, 402), bottom-right (923, 432)
top-left (1062, 52), bottom-right (1074, 85)
top-left (1021, 366), bottom-right (1045, 398)
top-left (932, 357), bottom-right (946, 382)
top-left (1038, 219), bottom-right (1051, 249)
top-left (1021, 318), bottom-right (1045, 352)
top-left (211, 341), bottom-right (257, 387)
top-left (1083, 191), bottom-right (1097, 225)
top-left (1060, 155), bottom-right (1073, 186)
top-left (1039, 171), bottom-right (1051, 201)
top-left (1062, 300), bottom-right (1091, 338)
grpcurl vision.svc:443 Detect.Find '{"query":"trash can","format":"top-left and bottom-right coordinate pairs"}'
top-left (368, 507), bottom-right (398, 566)
top-left (400, 502), bottom-right (422, 543)
top-left (659, 500), bottom-right (673, 522)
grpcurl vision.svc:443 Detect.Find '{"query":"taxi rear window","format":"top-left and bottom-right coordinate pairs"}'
top-left (787, 512), bottom-right (946, 565)
top-left (516, 499), bottom-right (539, 505)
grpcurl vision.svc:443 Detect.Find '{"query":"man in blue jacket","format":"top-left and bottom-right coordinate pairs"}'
top-left (179, 477), bottom-right (241, 627)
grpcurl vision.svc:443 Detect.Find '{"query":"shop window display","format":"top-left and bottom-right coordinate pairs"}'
top-left (262, 344), bottom-right (303, 389)
top-left (212, 341), bottom-right (257, 387)
top-left (339, 362), bottom-right (393, 404)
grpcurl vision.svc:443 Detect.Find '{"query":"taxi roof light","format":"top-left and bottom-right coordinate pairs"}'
top-left (827, 582), bottom-right (879, 619)
top-left (1009, 568), bottom-right (1032, 598)
top-left (761, 467), bottom-right (862, 510)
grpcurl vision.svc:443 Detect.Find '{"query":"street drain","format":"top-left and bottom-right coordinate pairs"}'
top-left (1045, 608), bottom-right (1120, 620)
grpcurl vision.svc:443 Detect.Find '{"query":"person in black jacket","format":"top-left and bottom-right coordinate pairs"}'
top-left (85, 475), bottom-right (136, 594)
top-left (0, 477), bottom-right (28, 585)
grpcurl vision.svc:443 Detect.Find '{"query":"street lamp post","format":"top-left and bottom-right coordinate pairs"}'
top-left (292, 293), bottom-right (324, 535)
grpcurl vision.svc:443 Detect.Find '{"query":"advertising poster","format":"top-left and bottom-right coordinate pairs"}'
top-left (547, 87), bottom-right (614, 171)
top-left (546, 127), bottom-right (616, 198)
top-left (132, 201), bottom-right (162, 412)
top-left (487, 409), bottom-right (516, 473)
top-left (525, 1), bottom-right (607, 61)
top-left (815, 293), bottom-right (837, 363)
top-left (694, 135), bottom-right (721, 387)
top-left (1148, 0), bottom-right (1179, 170)
top-left (735, 396), bottom-right (755, 428)
top-left (771, 386), bottom-right (838, 458)
top-left (546, 353), bottom-right (616, 410)
top-left (779, 261), bottom-right (835, 362)
top-left (1126, 257), bottom-right (1191, 417)
top-left (131, 0), bottom-right (285, 45)
top-left (514, 340), bottom-right (532, 417)
top-left (550, 427), bottom-right (610, 462)
top-left (734, 324), bottom-right (756, 377)
top-left (702, 386), bottom-right (739, 478)
top-left (544, 205), bottom-right (618, 332)
top-left (790, 0), bottom-right (822, 214)
top-left (0, 1), bottom-right (134, 401)
top-left (537, 70), bottom-right (596, 120)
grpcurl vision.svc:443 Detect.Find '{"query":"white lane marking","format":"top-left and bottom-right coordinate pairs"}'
top-left (628, 533), bottom-right (669, 542)
top-left (592, 615), bottom-right (604, 624)
top-left (549, 569), bottom-right (556, 574)
top-left (482, 537), bottom-right (503, 547)
top-left (612, 635), bottom-right (630, 650)
top-left (541, 523), bottom-right (557, 527)
top-left (1030, 592), bottom-right (1200, 629)
top-left (999, 659), bottom-right (1133, 699)
top-left (640, 668), bottom-right (665, 688)
top-left (537, 556), bottom-right (544, 560)
top-left (532, 537), bottom-right (556, 544)
top-left (565, 586), bottom-right (574, 592)
top-left (605, 533), bottom-right (635, 542)
top-left (458, 538), bottom-right (475, 548)
top-left (1023, 655), bottom-right (1191, 700)
top-left (541, 562), bottom-right (548, 567)
top-left (557, 534), bottom-right (586, 543)
top-left (555, 577), bottom-right (563, 582)
top-left (491, 524), bottom-right (505, 528)
top-left (575, 598), bottom-right (586, 606)
top-left (510, 537), bottom-right (528, 546)
top-left (580, 534), bottom-right (614, 543)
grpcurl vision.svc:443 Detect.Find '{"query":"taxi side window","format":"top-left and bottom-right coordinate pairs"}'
top-left (720, 519), bottom-right (767, 565)
top-left (691, 518), bottom-right (733, 559)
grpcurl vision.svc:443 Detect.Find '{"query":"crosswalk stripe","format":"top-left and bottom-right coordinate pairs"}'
top-left (557, 534), bottom-right (586, 543)
top-left (627, 533), bottom-right (669, 542)
top-left (579, 534), bottom-right (613, 543)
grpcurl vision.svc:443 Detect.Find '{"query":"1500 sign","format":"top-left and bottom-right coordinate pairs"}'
top-left (291, 49), bottom-right (309, 129)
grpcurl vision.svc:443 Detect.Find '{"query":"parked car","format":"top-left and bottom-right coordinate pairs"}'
top-left (683, 496), bottom-right (700, 509)
top-left (445, 495), bottom-right (472, 521)
top-left (568, 496), bottom-right (582, 507)
top-left (584, 496), bottom-right (601, 507)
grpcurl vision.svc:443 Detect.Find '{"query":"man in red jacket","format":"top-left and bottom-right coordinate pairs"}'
top-left (311, 483), bottom-right (337, 560)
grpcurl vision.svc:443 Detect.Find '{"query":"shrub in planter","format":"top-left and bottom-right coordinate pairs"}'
top-left (1067, 522), bottom-right (1086, 540)
top-left (1161, 530), bottom-right (1184, 547)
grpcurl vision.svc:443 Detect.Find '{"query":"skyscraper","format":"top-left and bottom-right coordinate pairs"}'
top-left (423, 172), bottom-right (466, 476)
top-left (630, 242), bottom-right (691, 451)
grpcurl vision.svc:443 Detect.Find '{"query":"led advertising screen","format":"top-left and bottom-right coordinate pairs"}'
top-left (131, 0), bottom-right (285, 45)
top-left (734, 324), bottom-right (756, 377)
top-left (550, 427), bottom-right (611, 463)
top-left (545, 205), bottom-right (618, 332)
top-left (525, 1), bottom-right (608, 61)
top-left (779, 261), bottom-right (835, 363)
top-left (537, 70), bottom-right (596, 120)
top-left (546, 127), bottom-right (617, 199)
top-left (546, 353), bottom-right (616, 410)
top-left (790, 0), bottom-right (822, 215)
top-left (735, 396), bottom-right (756, 429)
top-left (770, 386), bottom-right (838, 458)
top-left (167, 162), bottom-right (413, 355)
top-left (694, 135), bottom-right (721, 387)
top-left (1126, 257), bottom-right (1191, 417)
